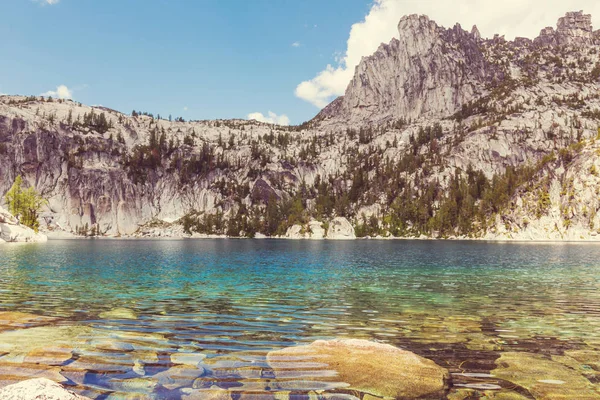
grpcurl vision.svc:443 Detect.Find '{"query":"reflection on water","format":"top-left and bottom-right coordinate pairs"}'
top-left (0, 240), bottom-right (600, 398)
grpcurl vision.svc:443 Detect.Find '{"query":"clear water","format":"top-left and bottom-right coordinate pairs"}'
top-left (1, 240), bottom-right (600, 398)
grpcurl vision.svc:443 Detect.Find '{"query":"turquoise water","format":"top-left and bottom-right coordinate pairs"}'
top-left (1, 240), bottom-right (600, 398)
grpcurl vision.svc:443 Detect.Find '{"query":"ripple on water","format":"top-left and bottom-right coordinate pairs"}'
top-left (0, 240), bottom-right (600, 397)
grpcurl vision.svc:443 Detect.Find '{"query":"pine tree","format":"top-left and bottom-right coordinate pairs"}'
top-left (4, 176), bottom-right (46, 232)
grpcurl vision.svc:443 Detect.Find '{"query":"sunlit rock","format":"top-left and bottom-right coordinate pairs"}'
top-left (267, 338), bottom-right (449, 398)
top-left (180, 386), bottom-right (232, 400)
top-left (326, 217), bottom-right (355, 240)
top-left (0, 311), bottom-right (56, 332)
top-left (99, 307), bottom-right (138, 320)
top-left (308, 220), bottom-right (325, 239)
top-left (23, 347), bottom-right (73, 366)
top-left (0, 325), bottom-right (92, 356)
top-left (106, 377), bottom-right (158, 395)
top-left (170, 352), bottom-right (207, 367)
top-left (284, 224), bottom-right (305, 239)
top-left (0, 378), bottom-right (90, 400)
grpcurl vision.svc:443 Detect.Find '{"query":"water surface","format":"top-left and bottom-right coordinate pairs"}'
top-left (1, 240), bottom-right (599, 398)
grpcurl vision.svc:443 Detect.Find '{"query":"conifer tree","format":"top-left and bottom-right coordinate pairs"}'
top-left (4, 175), bottom-right (46, 232)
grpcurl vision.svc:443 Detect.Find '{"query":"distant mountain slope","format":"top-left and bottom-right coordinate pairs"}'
top-left (2, 11), bottom-right (600, 240)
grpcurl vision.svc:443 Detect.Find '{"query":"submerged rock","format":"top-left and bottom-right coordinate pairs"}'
top-left (106, 377), bottom-right (158, 394)
top-left (447, 387), bottom-right (529, 399)
top-left (153, 365), bottom-right (206, 390)
top-left (170, 352), bottom-right (207, 367)
top-left (0, 311), bottom-right (56, 331)
top-left (267, 338), bottom-right (449, 398)
top-left (99, 307), bottom-right (138, 320)
top-left (23, 347), bottom-right (73, 366)
top-left (492, 352), bottom-right (600, 399)
top-left (0, 378), bottom-right (90, 399)
top-left (0, 325), bottom-right (92, 355)
top-left (180, 386), bottom-right (232, 400)
top-left (92, 340), bottom-right (135, 352)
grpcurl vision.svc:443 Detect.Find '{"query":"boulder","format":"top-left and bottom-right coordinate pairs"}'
top-left (284, 224), bottom-right (305, 239)
top-left (267, 338), bottom-right (449, 398)
top-left (326, 217), bottom-right (356, 240)
top-left (308, 220), bottom-right (325, 239)
top-left (0, 378), bottom-right (91, 399)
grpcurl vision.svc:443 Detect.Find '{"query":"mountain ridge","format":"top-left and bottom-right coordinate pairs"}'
top-left (2, 11), bottom-right (600, 240)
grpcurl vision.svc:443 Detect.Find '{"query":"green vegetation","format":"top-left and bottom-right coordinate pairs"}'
top-left (4, 176), bottom-right (46, 232)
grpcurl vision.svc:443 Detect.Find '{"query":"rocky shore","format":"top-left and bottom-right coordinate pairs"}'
top-left (0, 310), bottom-right (598, 399)
top-left (0, 205), bottom-right (47, 243)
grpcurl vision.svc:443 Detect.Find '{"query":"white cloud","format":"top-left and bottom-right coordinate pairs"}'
top-left (296, 0), bottom-right (600, 108)
top-left (292, 41), bottom-right (301, 47)
top-left (41, 85), bottom-right (72, 99)
top-left (35, 0), bottom-right (60, 5)
top-left (247, 111), bottom-right (291, 126)
top-left (183, 106), bottom-right (189, 111)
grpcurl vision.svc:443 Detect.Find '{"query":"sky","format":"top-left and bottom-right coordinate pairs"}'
top-left (2, 1), bottom-right (600, 125)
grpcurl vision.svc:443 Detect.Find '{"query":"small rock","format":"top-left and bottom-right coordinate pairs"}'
top-left (181, 386), bottom-right (232, 400)
top-left (170, 352), bottom-right (207, 367)
top-left (0, 377), bottom-right (90, 399)
top-left (107, 377), bottom-right (158, 394)
top-left (93, 340), bottom-right (135, 352)
top-left (153, 365), bottom-right (206, 390)
top-left (24, 347), bottom-right (73, 366)
top-left (99, 308), bottom-right (138, 320)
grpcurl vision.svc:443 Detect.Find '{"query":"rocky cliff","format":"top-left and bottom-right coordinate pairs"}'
top-left (2, 11), bottom-right (600, 240)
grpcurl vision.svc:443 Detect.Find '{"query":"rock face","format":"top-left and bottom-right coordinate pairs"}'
top-left (0, 205), bottom-right (47, 243)
top-left (0, 378), bottom-right (91, 400)
top-left (267, 338), bottom-right (450, 398)
top-left (557, 11), bottom-right (594, 45)
top-left (535, 11), bottom-right (595, 47)
top-left (317, 14), bottom-right (492, 125)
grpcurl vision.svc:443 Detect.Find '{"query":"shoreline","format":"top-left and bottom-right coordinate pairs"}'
top-left (38, 233), bottom-right (600, 244)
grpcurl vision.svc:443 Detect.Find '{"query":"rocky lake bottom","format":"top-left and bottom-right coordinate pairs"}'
top-left (0, 240), bottom-right (599, 399)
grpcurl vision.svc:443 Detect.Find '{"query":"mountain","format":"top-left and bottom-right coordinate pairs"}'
top-left (2, 11), bottom-right (600, 240)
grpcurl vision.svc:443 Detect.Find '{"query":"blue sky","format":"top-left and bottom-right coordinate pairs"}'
top-left (4, 1), bottom-right (600, 125)
top-left (1, 0), bottom-right (373, 124)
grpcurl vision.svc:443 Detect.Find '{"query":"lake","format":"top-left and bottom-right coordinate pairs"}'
top-left (0, 239), bottom-right (599, 399)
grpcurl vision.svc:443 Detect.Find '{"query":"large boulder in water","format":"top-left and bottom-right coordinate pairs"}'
top-left (0, 378), bottom-right (91, 399)
top-left (267, 338), bottom-right (450, 398)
